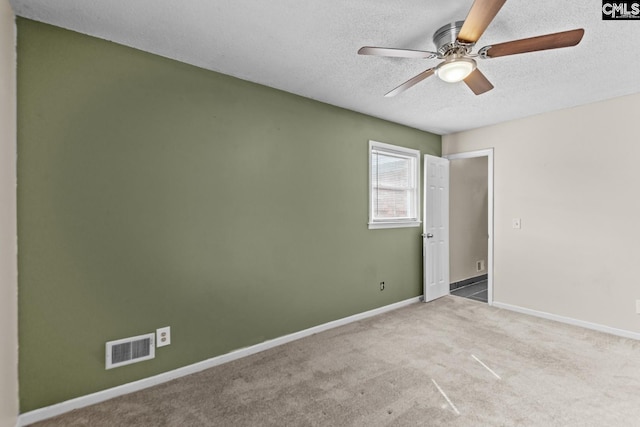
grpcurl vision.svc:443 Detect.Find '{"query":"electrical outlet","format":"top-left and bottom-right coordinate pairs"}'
top-left (156, 326), bottom-right (171, 347)
top-left (380, 281), bottom-right (385, 291)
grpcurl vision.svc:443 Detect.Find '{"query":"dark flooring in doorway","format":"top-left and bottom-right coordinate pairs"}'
top-left (451, 279), bottom-right (488, 303)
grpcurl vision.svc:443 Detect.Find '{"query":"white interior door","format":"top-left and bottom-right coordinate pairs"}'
top-left (423, 155), bottom-right (450, 302)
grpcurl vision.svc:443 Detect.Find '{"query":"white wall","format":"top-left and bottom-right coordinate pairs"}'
top-left (444, 93), bottom-right (640, 334)
top-left (0, 1), bottom-right (18, 426)
top-left (449, 156), bottom-right (488, 283)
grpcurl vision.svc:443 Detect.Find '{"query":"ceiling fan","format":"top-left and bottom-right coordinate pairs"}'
top-left (358, 0), bottom-right (584, 96)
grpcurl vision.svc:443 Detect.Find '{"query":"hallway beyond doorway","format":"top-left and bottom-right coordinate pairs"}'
top-left (451, 278), bottom-right (488, 303)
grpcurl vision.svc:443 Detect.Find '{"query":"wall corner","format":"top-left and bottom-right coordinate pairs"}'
top-left (1, 0), bottom-right (19, 426)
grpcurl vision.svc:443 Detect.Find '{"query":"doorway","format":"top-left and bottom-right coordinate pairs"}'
top-left (445, 149), bottom-right (494, 305)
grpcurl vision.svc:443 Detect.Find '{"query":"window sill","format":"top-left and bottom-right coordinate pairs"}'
top-left (368, 221), bottom-right (422, 230)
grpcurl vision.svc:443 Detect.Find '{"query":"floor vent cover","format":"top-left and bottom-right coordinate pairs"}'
top-left (106, 333), bottom-right (155, 369)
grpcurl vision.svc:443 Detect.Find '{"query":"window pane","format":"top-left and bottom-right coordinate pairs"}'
top-left (373, 153), bottom-right (410, 189)
top-left (373, 189), bottom-right (412, 218)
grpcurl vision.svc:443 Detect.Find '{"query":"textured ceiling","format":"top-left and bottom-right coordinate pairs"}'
top-left (10, 0), bottom-right (640, 134)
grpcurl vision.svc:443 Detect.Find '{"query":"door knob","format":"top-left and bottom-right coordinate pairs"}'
top-left (423, 233), bottom-right (434, 238)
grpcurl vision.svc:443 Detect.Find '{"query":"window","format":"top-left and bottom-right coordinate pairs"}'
top-left (369, 140), bottom-right (420, 229)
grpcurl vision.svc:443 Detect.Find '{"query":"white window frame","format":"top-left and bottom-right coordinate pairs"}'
top-left (368, 140), bottom-right (421, 229)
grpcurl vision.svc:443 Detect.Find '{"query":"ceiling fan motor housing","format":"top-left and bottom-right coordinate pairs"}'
top-left (433, 21), bottom-right (472, 56)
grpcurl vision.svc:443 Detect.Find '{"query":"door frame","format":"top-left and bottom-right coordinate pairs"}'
top-left (444, 148), bottom-right (494, 305)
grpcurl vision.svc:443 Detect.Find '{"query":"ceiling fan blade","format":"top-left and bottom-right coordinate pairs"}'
top-left (482, 28), bottom-right (585, 58)
top-left (384, 68), bottom-right (436, 97)
top-left (457, 0), bottom-right (507, 44)
top-left (358, 46), bottom-right (439, 59)
top-left (464, 68), bottom-right (494, 95)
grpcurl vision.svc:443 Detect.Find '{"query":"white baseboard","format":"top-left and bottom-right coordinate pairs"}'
top-left (17, 296), bottom-right (421, 426)
top-left (493, 301), bottom-right (640, 341)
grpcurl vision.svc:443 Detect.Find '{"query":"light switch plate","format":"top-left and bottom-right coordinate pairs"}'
top-left (156, 326), bottom-right (171, 347)
top-left (512, 218), bottom-right (521, 229)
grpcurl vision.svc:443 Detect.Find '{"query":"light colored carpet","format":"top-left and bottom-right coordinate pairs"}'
top-left (31, 296), bottom-right (640, 426)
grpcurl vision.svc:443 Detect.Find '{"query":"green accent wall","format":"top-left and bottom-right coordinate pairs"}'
top-left (17, 18), bottom-right (441, 412)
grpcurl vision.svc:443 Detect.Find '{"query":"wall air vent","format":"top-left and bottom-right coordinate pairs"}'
top-left (105, 333), bottom-right (155, 370)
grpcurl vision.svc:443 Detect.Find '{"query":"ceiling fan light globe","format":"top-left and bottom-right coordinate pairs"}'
top-left (436, 57), bottom-right (476, 83)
